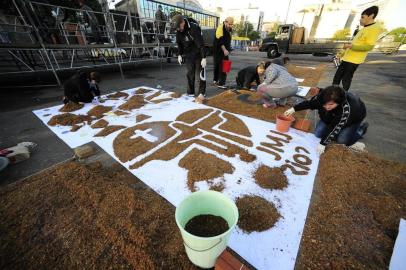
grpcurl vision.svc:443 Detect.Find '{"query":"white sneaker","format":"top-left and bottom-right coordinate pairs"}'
top-left (349, 142), bottom-right (366, 152)
top-left (195, 94), bottom-right (205, 104)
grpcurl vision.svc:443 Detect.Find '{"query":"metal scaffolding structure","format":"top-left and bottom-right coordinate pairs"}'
top-left (0, 0), bottom-right (219, 87)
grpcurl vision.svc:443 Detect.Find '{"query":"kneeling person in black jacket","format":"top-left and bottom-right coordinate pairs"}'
top-left (63, 71), bottom-right (101, 104)
top-left (284, 85), bottom-right (369, 155)
top-left (236, 61), bottom-right (266, 90)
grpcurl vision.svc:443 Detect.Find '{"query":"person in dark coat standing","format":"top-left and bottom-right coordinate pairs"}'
top-left (172, 14), bottom-right (207, 103)
top-left (63, 71), bottom-right (101, 104)
top-left (213, 17), bottom-right (233, 89)
top-left (236, 61), bottom-right (266, 90)
top-left (284, 85), bottom-right (369, 155)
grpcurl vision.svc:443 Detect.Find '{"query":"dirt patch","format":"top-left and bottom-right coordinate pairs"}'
top-left (135, 88), bottom-right (152, 95)
top-left (106, 91), bottom-right (129, 99)
top-left (114, 110), bottom-right (129, 116)
top-left (94, 125), bottom-right (126, 137)
top-left (171, 92), bottom-right (182, 98)
top-left (206, 90), bottom-right (306, 123)
top-left (185, 215), bottom-right (229, 237)
top-left (48, 113), bottom-right (93, 126)
top-left (118, 95), bottom-right (146, 111)
top-left (236, 195), bottom-right (281, 233)
top-left (59, 102), bottom-right (84, 112)
top-left (91, 119), bottom-right (109, 129)
top-left (296, 145), bottom-right (406, 270)
top-left (0, 161), bottom-right (195, 269)
top-left (70, 124), bottom-right (83, 132)
top-left (179, 148), bottom-right (234, 191)
top-left (286, 64), bottom-right (326, 87)
top-left (254, 165), bottom-right (288, 190)
top-left (136, 114), bottom-right (151, 122)
top-left (87, 105), bottom-right (113, 119)
top-left (176, 109), bottom-right (213, 124)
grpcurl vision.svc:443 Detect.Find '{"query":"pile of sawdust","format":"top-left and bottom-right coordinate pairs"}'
top-left (59, 102), bottom-right (84, 112)
top-left (286, 64), bottom-right (326, 87)
top-left (136, 114), bottom-right (151, 122)
top-left (206, 90), bottom-right (306, 123)
top-left (179, 148), bottom-right (234, 191)
top-left (118, 95), bottom-right (146, 111)
top-left (87, 105), bottom-right (113, 119)
top-left (106, 91), bottom-right (129, 99)
top-left (254, 165), bottom-right (288, 190)
top-left (94, 125), bottom-right (126, 137)
top-left (0, 161), bottom-right (195, 269)
top-left (145, 92), bottom-right (162, 101)
top-left (135, 88), bottom-right (152, 95)
top-left (219, 112), bottom-right (252, 137)
top-left (236, 195), bottom-right (281, 233)
top-left (151, 98), bottom-right (173, 104)
top-left (91, 119), bottom-right (109, 129)
top-left (70, 124), bottom-right (83, 132)
top-left (48, 113), bottom-right (93, 126)
top-left (296, 145), bottom-right (406, 269)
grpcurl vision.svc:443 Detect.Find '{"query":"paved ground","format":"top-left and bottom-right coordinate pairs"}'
top-left (1, 50), bottom-right (405, 184)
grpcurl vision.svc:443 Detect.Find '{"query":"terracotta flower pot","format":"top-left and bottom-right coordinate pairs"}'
top-left (276, 115), bottom-right (295, 133)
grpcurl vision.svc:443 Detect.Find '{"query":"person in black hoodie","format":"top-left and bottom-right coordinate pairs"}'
top-left (284, 85), bottom-right (369, 155)
top-left (63, 71), bottom-right (101, 104)
top-left (236, 61), bottom-right (266, 90)
top-left (172, 14), bottom-right (207, 103)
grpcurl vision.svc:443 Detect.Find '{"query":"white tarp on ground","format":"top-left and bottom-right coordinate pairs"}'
top-left (33, 86), bottom-right (320, 270)
top-left (389, 219), bottom-right (406, 270)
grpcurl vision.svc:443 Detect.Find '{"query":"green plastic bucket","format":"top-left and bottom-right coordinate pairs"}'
top-left (175, 190), bottom-right (239, 268)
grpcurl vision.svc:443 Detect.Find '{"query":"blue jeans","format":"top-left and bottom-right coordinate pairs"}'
top-left (314, 120), bottom-right (362, 146)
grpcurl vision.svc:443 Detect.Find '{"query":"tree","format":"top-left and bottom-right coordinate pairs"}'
top-left (332, 28), bottom-right (350, 41)
top-left (388, 27), bottom-right (406, 44)
top-left (248, 31), bottom-right (260, 41)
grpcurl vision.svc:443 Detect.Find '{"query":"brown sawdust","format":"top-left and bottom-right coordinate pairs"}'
top-left (114, 110), bottom-right (129, 116)
top-left (136, 114), bottom-right (151, 122)
top-left (87, 105), bottom-right (113, 119)
top-left (296, 145), bottom-right (406, 270)
top-left (106, 91), bottom-right (129, 99)
top-left (254, 165), bottom-right (288, 190)
top-left (135, 88), bottom-right (152, 95)
top-left (48, 113), bottom-right (93, 126)
top-left (286, 64), bottom-right (326, 87)
top-left (151, 98), bottom-right (173, 104)
top-left (236, 195), bottom-right (281, 233)
top-left (176, 109), bottom-right (213, 124)
top-left (94, 125), bottom-right (126, 137)
top-left (219, 112), bottom-right (252, 137)
top-left (209, 182), bottom-right (225, 192)
top-left (91, 119), bottom-right (109, 129)
top-left (206, 90), bottom-right (306, 123)
top-left (145, 92), bottom-right (162, 101)
top-left (127, 113), bottom-right (255, 170)
top-left (185, 215), bottom-right (229, 237)
top-left (59, 102), bottom-right (84, 112)
top-left (179, 148), bottom-right (234, 191)
top-left (0, 161), bottom-right (196, 270)
top-left (70, 124), bottom-right (83, 132)
top-left (118, 95), bottom-right (146, 111)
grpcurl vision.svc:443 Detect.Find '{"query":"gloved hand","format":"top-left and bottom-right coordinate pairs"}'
top-left (317, 144), bottom-right (326, 156)
top-left (178, 55), bottom-right (182, 65)
top-left (201, 58), bottom-right (207, 68)
top-left (284, 107), bottom-right (295, 117)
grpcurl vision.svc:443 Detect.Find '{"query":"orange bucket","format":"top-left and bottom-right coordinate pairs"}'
top-left (222, 60), bottom-right (232, 73)
top-left (276, 115), bottom-right (295, 133)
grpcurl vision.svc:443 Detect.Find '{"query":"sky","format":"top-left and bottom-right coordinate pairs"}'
top-left (199, 0), bottom-right (406, 27)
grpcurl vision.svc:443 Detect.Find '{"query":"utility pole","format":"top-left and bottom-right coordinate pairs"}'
top-left (284, 0), bottom-right (292, 24)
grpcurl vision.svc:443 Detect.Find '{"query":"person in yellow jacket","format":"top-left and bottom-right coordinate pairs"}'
top-left (333, 6), bottom-right (383, 91)
top-left (213, 17), bottom-right (234, 89)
